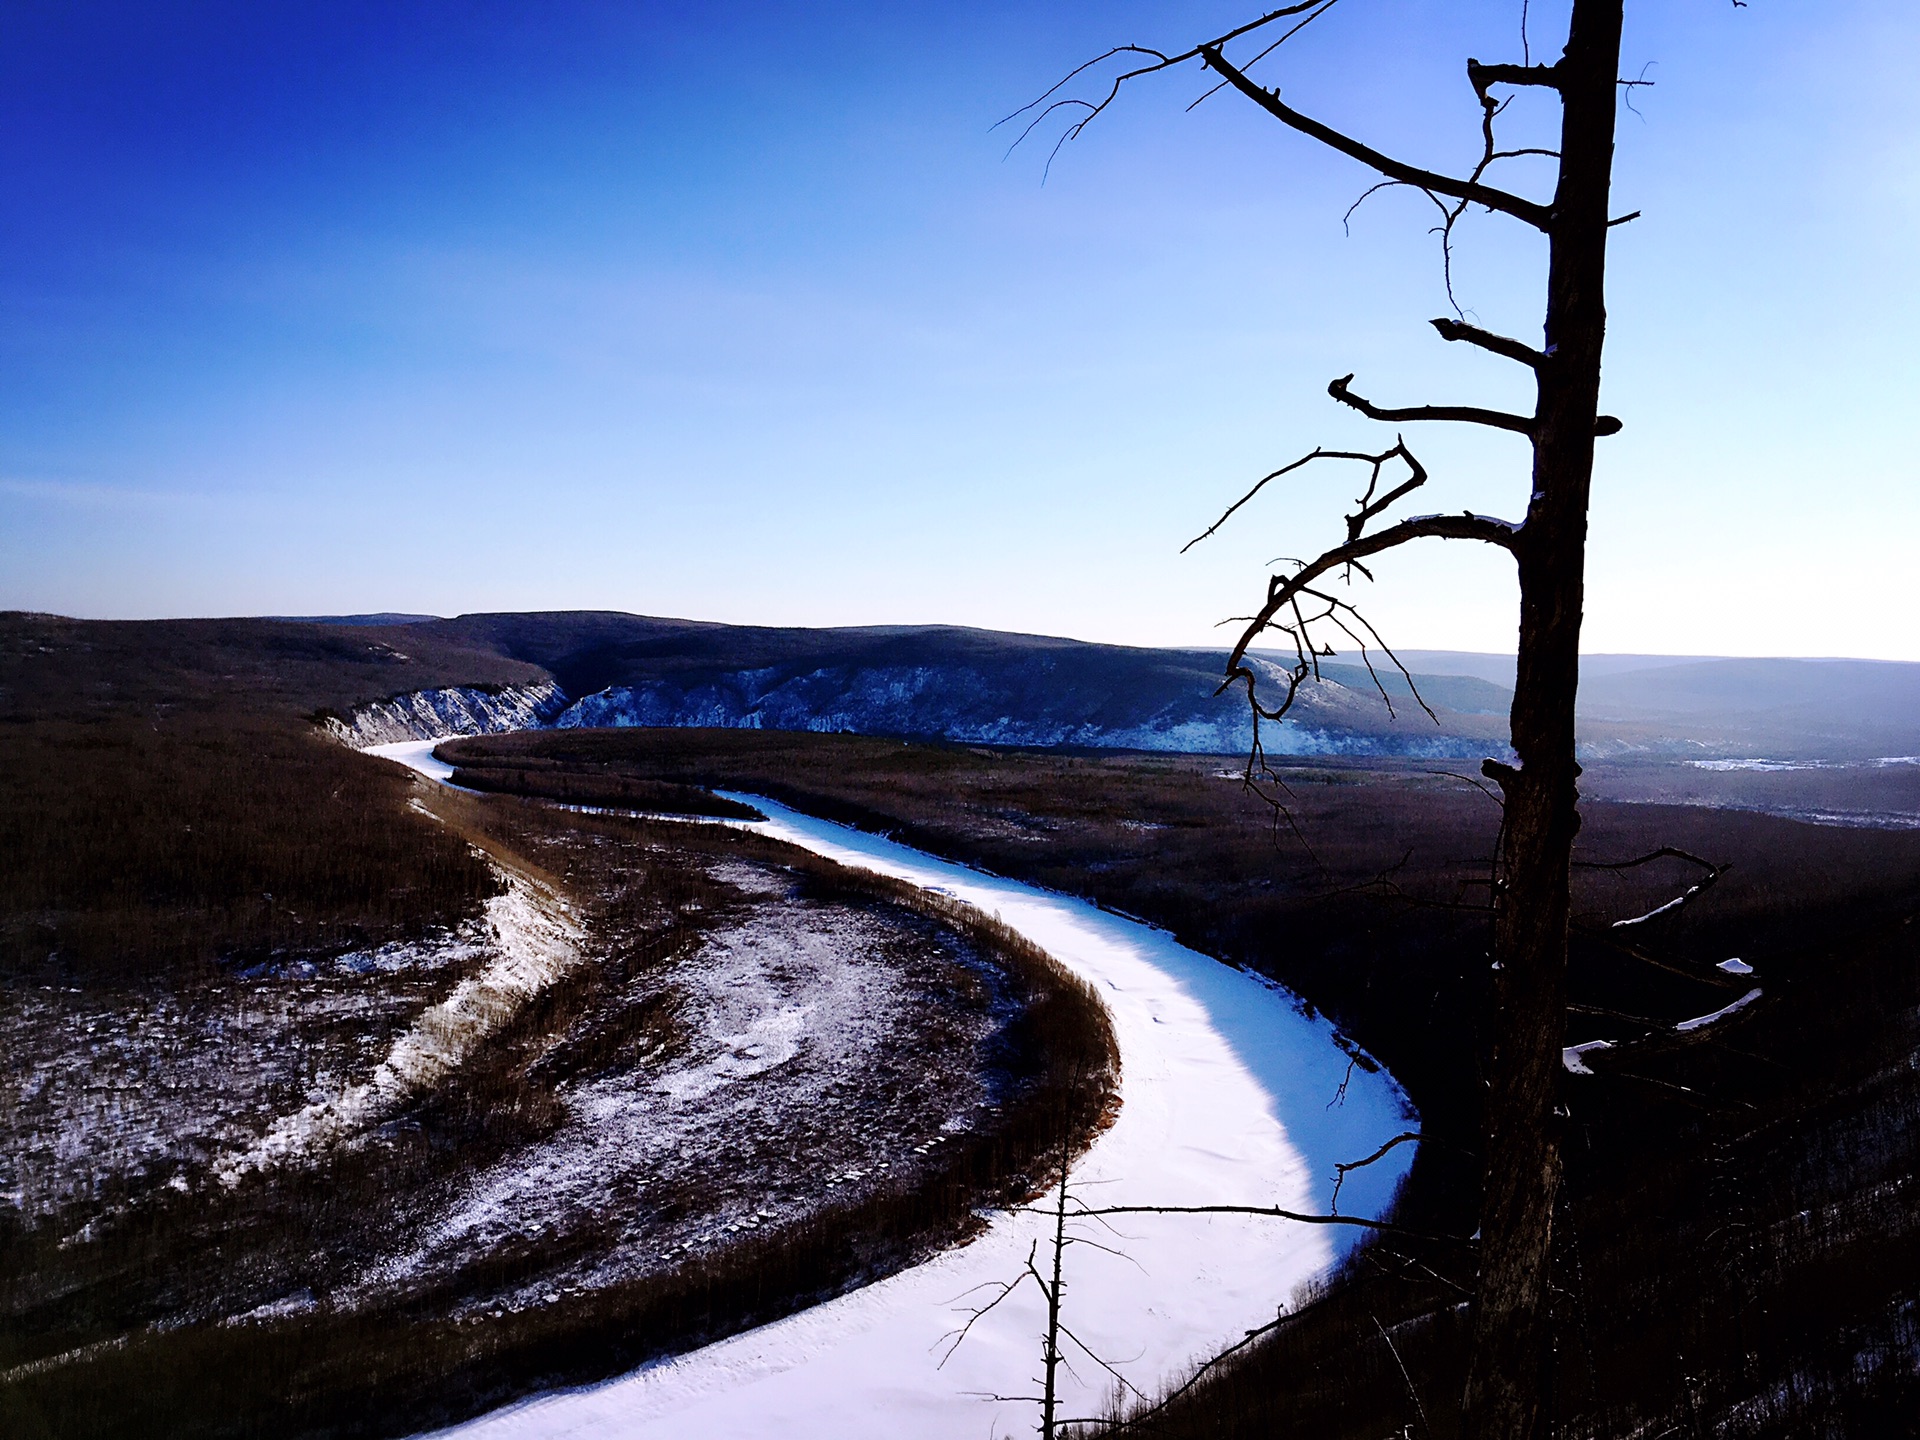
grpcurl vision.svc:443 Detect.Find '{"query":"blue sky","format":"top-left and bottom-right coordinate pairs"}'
top-left (4, 1), bottom-right (1918, 658)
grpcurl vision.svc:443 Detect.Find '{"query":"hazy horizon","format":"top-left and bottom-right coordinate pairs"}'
top-left (17, 603), bottom-right (1920, 673)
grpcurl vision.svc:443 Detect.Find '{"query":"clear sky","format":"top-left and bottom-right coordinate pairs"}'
top-left (3, 1), bottom-right (1917, 658)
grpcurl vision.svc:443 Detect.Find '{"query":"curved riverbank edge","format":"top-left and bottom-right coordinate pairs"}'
top-left (364, 739), bottom-right (1415, 1440)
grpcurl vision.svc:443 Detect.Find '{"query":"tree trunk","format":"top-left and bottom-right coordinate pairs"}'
top-left (1463, 3), bottom-right (1622, 1439)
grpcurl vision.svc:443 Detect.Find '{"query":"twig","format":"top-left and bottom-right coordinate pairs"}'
top-left (1330, 1130), bottom-right (1422, 1213)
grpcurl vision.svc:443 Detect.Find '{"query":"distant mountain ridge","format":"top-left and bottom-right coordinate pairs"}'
top-left (292, 612), bottom-right (1920, 761)
top-left (341, 612), bottom-right (1503, 758)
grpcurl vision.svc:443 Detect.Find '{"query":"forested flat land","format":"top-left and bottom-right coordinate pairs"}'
top-left (447, 727), bottom-right (1920, 1437)
top-left (1, 612), bottom-right (546, 982)
top-left (446, 753), bottom-right (762, 819)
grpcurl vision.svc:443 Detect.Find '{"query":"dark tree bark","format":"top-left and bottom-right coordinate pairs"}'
top-left (1020, 4), bottom-right (1630, 1436)
top-left (1467, 8), bottom-right (1621, 1438)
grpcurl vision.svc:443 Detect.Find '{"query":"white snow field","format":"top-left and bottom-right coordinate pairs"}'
top-left (368, 739), bottom-right (1413, 1440)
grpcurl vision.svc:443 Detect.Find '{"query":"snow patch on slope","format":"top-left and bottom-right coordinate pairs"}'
top-left (215, 875), bottom-right (581, 1185)
top-left (331, 651), bottom-right (1499, 758)
top-left (330, 682), bottom-right (568, 745)
top-left (552, 662), bottom-right (1490, 759)
top-left (356, 899), bottom-right (991, 1308)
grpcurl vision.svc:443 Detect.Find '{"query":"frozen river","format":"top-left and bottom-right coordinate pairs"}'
top-left (368, 739), bottom-right (1414, 1440)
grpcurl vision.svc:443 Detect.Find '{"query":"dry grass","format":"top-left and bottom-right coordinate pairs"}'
top-left (0, 609), bottom-right (554, 986)
top-left (1, 718), bottom-right (499, 984)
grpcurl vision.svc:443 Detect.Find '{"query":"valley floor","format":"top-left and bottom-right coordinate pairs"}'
top-left (397, 784), bottom-right (1412, 1440)
top-left (3, 751), bottom-right (1116, 1437)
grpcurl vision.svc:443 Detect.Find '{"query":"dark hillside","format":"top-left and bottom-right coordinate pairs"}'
top-left (0, 612), bottom-right (542, 721)
top-left (319, 610), bottom-right (1506, 756)
top-left (418, 610), bottom-right (1487, 756)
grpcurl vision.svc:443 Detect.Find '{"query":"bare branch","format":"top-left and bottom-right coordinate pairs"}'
top-left (1222, 513), bottom-right (1518, 717)
top-left (1430, 316), bottom-right (1546, 370)
top-left (1185, 0), bottom-right (1348, 114)
top-left (1198, 45), bottom-right (1553, 230)
top-left (1467, 59), bottom-right (1563, 92)
top-left (1070, 1200), bottom-right (1475, 1246)
top-left (1432, 59), bottom-right (1560, 319)
top-left (1574, 845), bottom-right (1723, 874)
top-left (1183, 446), bottom-right (1403, 554)
top-left (1426, 767), bottom-right (1507, 810)
top-left (1343, 177), bottom-right (1445, 235)
top-left (1056, 1320), bottom-right (1150, 1401)
top-left (997, 4), bottom-right (1338, 164)
top-left (1374, 1312), bottom-right (1437, 1440)
top-left (1331, 373), bottom-right (1619, 437)
top-left (1331, 1130), bottom-right (1423, 1213)
top-left (1435, 82), bottom-right (1513, 315)
top-left (1069, 1291), bottom-right (1330, 1434)
top-left (1320, 598), bottom-right (1440, 723)
top-left (1184, 439), bottom-right (1436, 559)
top-left (933, 1241), bottom-right (1039, 1366)
top-left (1343, 439), bottom-right (1429, 542)
top-left (1328, 373), bottom-right (1536, 437)
top-left (1361, 1244), bottom-right (1474, 1298)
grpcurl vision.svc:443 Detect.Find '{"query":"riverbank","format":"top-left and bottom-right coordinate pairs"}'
top-left (366, 743), bottom-right (1412, 1440)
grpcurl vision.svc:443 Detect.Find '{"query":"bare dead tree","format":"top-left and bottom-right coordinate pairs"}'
top-left (939, 1095), bottom-right (1143, 1439)
top-left (1013, 4), bottom-right (1647, 1437)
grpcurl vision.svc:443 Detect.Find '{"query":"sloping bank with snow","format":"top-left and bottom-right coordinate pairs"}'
top-left (327, 682), bottom-right (568, 746)
top-left (330, 656), bottom-right (1500, 757)
top-left (365, 740), bottom-right (1414, 1440)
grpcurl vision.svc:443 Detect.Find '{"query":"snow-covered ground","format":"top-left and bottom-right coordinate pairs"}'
top-left (344, 865), bottom-right (1019, 1313)
top-left (364, 740), bottom-right (1413, 1440)
top-left (214, 871), bottom-right (582, 1188)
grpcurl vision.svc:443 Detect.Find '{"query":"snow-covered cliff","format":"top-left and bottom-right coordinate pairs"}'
top-left (324, 646), bottom-right (1499, 759)
top-left (549, 659), bottom-right (1493, 759)
top-left (328, 682), bottom-right (568, 747)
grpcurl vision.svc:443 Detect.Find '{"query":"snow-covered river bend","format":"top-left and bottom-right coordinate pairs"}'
top-left (371, 739), bottom-right (1414, 1440)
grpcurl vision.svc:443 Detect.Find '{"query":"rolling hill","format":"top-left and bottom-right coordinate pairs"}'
top-left (306, 611), bottom-right (1920, 763)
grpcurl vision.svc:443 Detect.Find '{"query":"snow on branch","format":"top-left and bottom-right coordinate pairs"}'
top-left (1673, 986), bottom-right (1762, 1034)
top-left (1562, 1039), bottom-right (1613, 1076)
top-left (1579, 845), bottom-right (1728, 929)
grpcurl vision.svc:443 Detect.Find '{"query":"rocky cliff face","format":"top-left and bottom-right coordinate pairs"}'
top-left (331, 661), bottom-right (1501, 758)
top-left (546, 653), bottom-right (1494, 757)
top-left (321, 613), bottom-right (1514, 758)
top-left (329, 682), bottom-right (568, 746)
